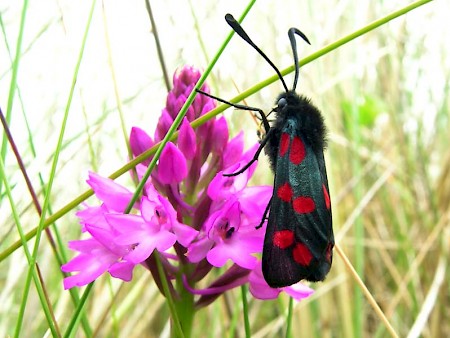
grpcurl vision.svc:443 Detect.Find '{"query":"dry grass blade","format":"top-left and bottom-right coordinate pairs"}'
top-left (335, 244), bottom-right (399, 338)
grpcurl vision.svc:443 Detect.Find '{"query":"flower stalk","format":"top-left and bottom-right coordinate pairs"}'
top-left (61, 67), bottom-right (313, 336)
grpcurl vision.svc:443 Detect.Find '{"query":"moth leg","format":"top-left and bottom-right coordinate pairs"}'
top-left (196, 89), bottom-right (270, 132)
top-left (224, 128), bottom-right (274, 177)
top-left (256, 197), bottom-right (272, 229)
top-left (196, 88), bottom-right (273, 176)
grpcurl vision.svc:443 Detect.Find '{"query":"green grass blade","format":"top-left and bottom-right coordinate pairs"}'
top-left (0, 0), bottom-right (29, 196)
top-left (0, 157), bottom-right (60, 337)
top-left (241, 285), bottom-right (251, 338)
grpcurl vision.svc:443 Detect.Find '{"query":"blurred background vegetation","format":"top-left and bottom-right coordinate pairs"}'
top-left (0, 0), bottom-right (448, 337)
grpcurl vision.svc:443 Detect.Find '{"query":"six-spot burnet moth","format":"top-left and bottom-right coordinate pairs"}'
top-left (198, 14), bottom-right (334, 288)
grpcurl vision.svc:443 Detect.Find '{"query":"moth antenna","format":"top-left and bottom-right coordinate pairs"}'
top-left (288, 28), bottom-right (311, 91)
top-left (225, 13), bottom-right (289, 93)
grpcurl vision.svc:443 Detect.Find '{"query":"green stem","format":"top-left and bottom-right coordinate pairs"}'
top-left (173, 279), bottom-right (195, 338)
top-left (1, 0), bottom-right (29, 195)
top-left (286, 297), bottom-right (294, 338)
top-left (241, 285), bottom-right (251, 338)
top-left (153, 252), bottom-right (184, 338)
top-left (63, 283), bottom-right (94, 338)
top-left (0, 157), bottom-right (60, 338)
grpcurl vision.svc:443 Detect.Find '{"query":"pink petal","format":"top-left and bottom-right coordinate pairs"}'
top-left (84, 224), bottom-right (128, 256)
top-left (247, 262), bottom-right (314, 300)
top-left (186, 237), bottom-right (214, 263)
top-left (62, 241), bottom-right (119, 289)
top-left (206, 241), bottom-right (257, 270)
top-left (86, 172), bottom-right (133, 212)
top-left (63, 272), bottom-right (100, 290)
top-left (171, 221), bottom-right (199, 247)
top-left (211, 116), bottom-right (229, 155)
top-left (178, 117), bottom-right (197, 160)
top-left (200, 100), bottom-right (216, 117)
top-left (109, 261), bottom-right (135, 281)
top-left (249, 277), bottom-right (281, 300)
top-left (158, 142), bottom-right (187, 184)
top-left (239, 186), bottom-right (272, 218)
top-left (130, 127), bottom-right (154, 165)
top-left (207, 163), bottom-right (253, 201)
top-left (222, 132), bottom-right (244, 168)
top-left (157, 195), bottom-right (198, 246)
top-left (154, 231), bottom-right (177, 251)
top-left (155, 110), bottom-right (173, 141)
top-left (283, 283), bottom-right (315, 300)
top-left (248, 262), bottom-right (281, 300)
top-left (76, 205), bottom-right (109, 230)
top-left (206, 245), bottom-right (229, 267)
top-left (66, 238), bottom-right (103, 253)
top-left (105, 213), bottom-right (147, 235)
top-left (125, 231), bottom-right (176, 263)
top-left (140, 197), bottom-right (157, 223)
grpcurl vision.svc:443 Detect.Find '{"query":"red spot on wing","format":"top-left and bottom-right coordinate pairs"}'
top-left (279, 133), bottom-right (290, 157)
top-left (325, 243), bottom-right (333, 263)
top-left (289, 136), bottom-right (306, 164)
top-left (293, 196), bottom-right (315, 214)
top-left (273, 230), bottom-right (295, 249)
top-left (293, 243), bottom-right (313, 266)
top-left (323, 184), bottom-right (331, 209)
top-left (277, 183), bottom-right (293, 202)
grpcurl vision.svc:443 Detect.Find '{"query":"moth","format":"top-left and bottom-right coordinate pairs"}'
top-left (199, 14), bottom-right (334, 288)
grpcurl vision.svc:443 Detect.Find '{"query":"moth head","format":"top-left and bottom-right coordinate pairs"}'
top-left (277, 97), bottom-right (288, 110)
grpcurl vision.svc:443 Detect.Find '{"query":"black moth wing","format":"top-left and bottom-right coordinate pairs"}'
top-left (262, 92), bottom-right (334, 288)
